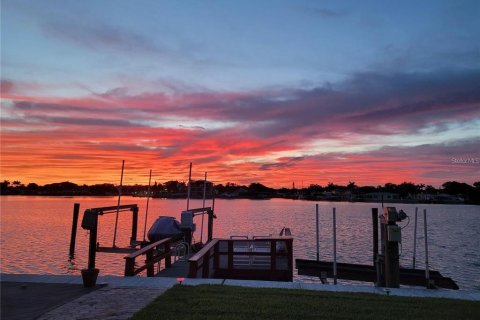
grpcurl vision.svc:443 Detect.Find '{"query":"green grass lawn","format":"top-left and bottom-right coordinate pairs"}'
top-left (131, 284), bottom-right (480, 320)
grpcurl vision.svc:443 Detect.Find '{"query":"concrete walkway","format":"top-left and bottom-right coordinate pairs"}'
top-left (2, 273), bottom-right (479, 320)
top-left (1, 281), bottom-right (98, 320)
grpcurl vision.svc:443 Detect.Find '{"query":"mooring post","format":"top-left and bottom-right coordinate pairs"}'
top-left (412, 207), bottom-right (418, 269)
top-left (424, 209), bottom-right (430, 288)
top-left (316, 204), bottom-right (320, 261)
top-left (69, 203), bottom-right (80, 257)
top-left (333, 207), bottom-right (337, 285)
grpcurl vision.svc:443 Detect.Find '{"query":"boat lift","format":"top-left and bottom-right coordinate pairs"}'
top-left (70, 202), bottom-right (217, 286)
top-left (77, 204), bottom-right (140, 286)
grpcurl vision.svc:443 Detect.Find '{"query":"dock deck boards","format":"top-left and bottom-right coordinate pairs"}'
top-left (156, 258), bottom-right (190, 278)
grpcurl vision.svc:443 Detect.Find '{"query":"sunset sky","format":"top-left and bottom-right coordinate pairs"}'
top-left (1, 0), bottom-right (479, 188)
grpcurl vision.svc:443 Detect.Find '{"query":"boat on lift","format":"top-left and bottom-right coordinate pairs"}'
top-left (146, 163), bottom-right (216, 253)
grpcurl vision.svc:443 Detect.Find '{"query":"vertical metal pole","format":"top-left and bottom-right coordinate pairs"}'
top-left (112, 160), bottom-right (125, 247)
top-left (372, 208), bottom-right (378, 267)
top-left (333, 207), bottom-right (337, 285)
top-left (69, 203), bottom-right (80, 257)
top-left (186, 162), bottom-right (192, 210)
top-left (423, 209), bottom-right (430, 287)
top-left (316, 204), bottom-right (320, 261)
top-left (413, 207), bottom-right (418, 269)
top-left (200, 172), bottom-right (207, 243)
top-left (372, 208), bottom-right (381, 286)
top-left (143, 169), bottom-right (152, 241)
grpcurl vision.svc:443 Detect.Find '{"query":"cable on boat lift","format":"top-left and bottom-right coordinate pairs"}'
top-left (112, 160), bottom-right (125, 247)
top-left (200, 171), bottom-right (207, 244)
top-left (186, 162), bottom-right (192, 211)
top-left (143, 169), bottom-right (152, 242)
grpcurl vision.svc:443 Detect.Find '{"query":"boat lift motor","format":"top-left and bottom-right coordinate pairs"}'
top-left (379, 207), bottom-right (407, 288)
top-left (180, 210), bottom-right (196, 246)
top-left (179, 207), bottom-right (216, 248)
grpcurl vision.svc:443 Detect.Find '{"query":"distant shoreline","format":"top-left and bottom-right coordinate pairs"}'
top-left (2, 180), bottom-right (479, 204)
top-left (1, 193), bottom-right (477, 205)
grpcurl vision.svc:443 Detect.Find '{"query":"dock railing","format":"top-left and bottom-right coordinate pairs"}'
top-left (188, 237), bottom-right (293, 281)
top-left (124, 238), bottom-right (172, 277)
top-left (188, 239), bottom-right (219, 278)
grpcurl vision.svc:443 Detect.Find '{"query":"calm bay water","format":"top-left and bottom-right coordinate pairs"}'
top-left (1, 196), bottom-right (479, 290)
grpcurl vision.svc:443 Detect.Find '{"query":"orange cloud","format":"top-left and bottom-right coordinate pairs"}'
top-left (2, 70), bottom-right (479, 187)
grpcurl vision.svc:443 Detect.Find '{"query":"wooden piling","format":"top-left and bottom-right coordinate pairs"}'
top-left (69, 203), bottom-right (80, 258)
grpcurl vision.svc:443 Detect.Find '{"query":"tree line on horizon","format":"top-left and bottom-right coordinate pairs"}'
top-left (1, 179), bottom-right (479, 204)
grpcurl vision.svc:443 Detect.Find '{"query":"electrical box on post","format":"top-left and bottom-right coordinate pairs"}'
top-left (387, 225), bottom-right (401, 242)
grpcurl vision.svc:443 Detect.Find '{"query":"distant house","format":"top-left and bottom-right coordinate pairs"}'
top-left (319, 191), bottom-right (341, 200)
top-left (221, 187), bottom-right (249, 198)
top-left (433, 193), bottom-right (464, 204)
top-left (415, 193), bottom-right (436, 201)
top-left (362, 192), bottom-right (400, 202)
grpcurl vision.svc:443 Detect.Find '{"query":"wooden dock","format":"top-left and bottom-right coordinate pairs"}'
top-left (296, 259), bottom-right (459, 290)
top-left (188, 237), bottom-right (294, 281)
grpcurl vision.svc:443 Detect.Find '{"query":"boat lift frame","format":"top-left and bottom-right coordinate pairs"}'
top-left (80, 204), bottom-right (140, 270)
